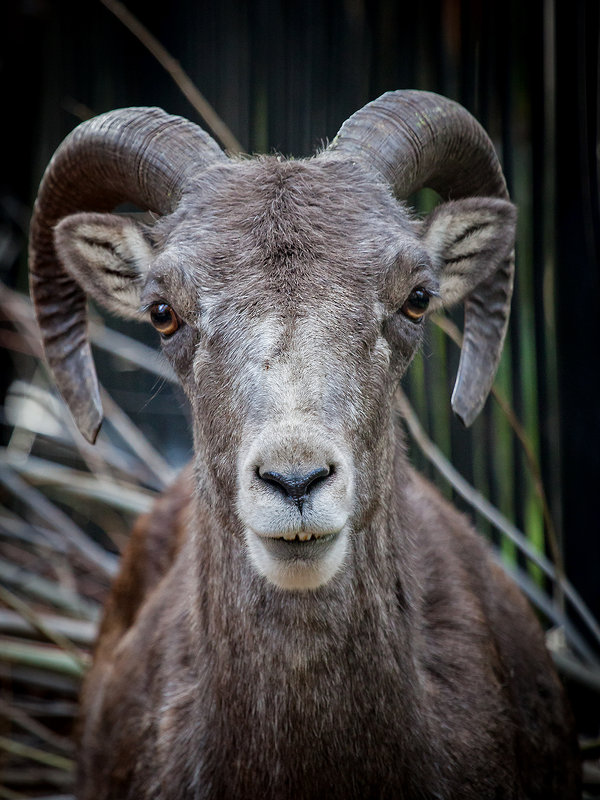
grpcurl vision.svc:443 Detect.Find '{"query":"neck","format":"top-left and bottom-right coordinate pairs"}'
top-left (162, 433), bottom-right (436, 797)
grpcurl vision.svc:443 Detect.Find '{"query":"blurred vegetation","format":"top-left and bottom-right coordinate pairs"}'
top-left (1, 0), bottom-right (599, 796)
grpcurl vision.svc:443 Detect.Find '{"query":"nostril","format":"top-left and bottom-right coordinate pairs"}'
top-left (259, 466), bottom-right (331, 512)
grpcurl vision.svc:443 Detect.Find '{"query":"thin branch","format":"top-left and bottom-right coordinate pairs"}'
top-left (0, 640), bottom-right (84, 679)
top-left (1, 451), bottom-right (154, 517)
top-left (0, 735), bottom-right (74, 772)
top-left (395, 386), bottom-right (600, 657)
top-left (433, 313), bottom-right (565, 581)
top-left (5, 380), bottom-right (167, 491)
top-left (0, 697), bottom-right (74, 756)
top-left (0, 786), bottom-right (27, 799)
top-left (0, 465), bottom-right (118, 579)
top-left (0, 560), bottom-right (98, 621)
top-left (551, 651), bottom-right (600, 695)
top-left (101, 388), bottom-right (176, 487)
top-left (1, 283), bottom-right (176, 384)
top-left (89, 320), bottom-right (176, 382)
top-left (98, 0), bottom-right (244, 153)
top-left (0, 509), bottom-right (71, 556)
top-left (492, 553), bottom-right (598, 665)
top-left (0, 609), bottom-right (96, 646)
top-left (0, 585), bottom-right (90, 673)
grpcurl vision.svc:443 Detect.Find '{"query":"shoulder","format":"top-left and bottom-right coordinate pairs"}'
top-left (95, 464), bottom-right (194, 654)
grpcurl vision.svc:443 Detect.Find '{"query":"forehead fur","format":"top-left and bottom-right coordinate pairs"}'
top-left (151, 156), bottom-right (421, 311)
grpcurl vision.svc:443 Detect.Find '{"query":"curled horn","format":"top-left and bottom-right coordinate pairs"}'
top-left (325, 90), bottom-right (514, 426)
top-left (29, 108), bottom-right (227, 443)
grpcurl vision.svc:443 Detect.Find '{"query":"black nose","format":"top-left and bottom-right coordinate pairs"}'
top-left (259, 466), bottom-right (331, 512)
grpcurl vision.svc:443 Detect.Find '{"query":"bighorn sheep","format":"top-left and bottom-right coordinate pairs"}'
top-left (29, 91), bottom-right (579, 798)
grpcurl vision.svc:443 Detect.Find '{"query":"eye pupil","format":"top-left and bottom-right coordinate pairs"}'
top-left (149, 302), bottom-right (180, 336)
top-left (401, 287), bottom-right (430, 321)
top-left (409, 288), bottom-right (429, 309)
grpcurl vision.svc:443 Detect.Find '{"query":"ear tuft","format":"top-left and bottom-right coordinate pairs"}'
top-left (53, 212), bottom-right (154, 319)
top-left (421, 197), bottom-right (516, 308)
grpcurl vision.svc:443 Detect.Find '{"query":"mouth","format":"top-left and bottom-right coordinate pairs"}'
top-left (257, 531), bottom-right (339, 562)
top-left (244, 527), bottom-right (348, 590)
top-left (272, 531), bottom-right (335, 542)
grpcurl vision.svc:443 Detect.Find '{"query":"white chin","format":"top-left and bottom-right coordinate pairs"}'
top-left (244, 528), bottom-right (349, 590)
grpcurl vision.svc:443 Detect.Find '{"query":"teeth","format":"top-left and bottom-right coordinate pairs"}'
top-left (277, 533), bottom-right (316, 542)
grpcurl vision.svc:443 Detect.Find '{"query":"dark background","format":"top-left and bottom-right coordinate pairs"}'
top-left (1, 0), bottom-right (599, 655)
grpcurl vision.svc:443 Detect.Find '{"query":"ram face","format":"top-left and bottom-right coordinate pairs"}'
top-left (29, 93), bottom-right (515, 590)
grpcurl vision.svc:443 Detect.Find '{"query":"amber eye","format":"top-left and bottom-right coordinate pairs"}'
top-left (401, 287), bottom-right (430, 322)
top-left (149, 303), bottom-right (180, 336)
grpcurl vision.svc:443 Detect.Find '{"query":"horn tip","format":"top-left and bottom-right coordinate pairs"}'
top-left (71, 396), bottom-right (103, 444)
top-left (451, 389), bottom-right (483, 428)
top-left (65, 387), bottom-right (103, 444)
top-left (80, 415), bottom-right (103, 445)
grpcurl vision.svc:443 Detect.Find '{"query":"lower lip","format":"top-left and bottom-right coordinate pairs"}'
top-left (258, 533), bottom-right (338, 562)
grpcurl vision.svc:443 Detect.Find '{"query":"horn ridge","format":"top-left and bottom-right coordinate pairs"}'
top-left (327, 90), bottom-right (507, 202)
top-left (29, 107), bottom-right (226, 442)
top-left (326, 89), bottom-right (513, 425)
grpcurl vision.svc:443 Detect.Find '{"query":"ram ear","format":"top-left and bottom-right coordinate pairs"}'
top-left (53, 212), bottom-right (154, 319)
top-left (421, 197), bottom-right (516, 308)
